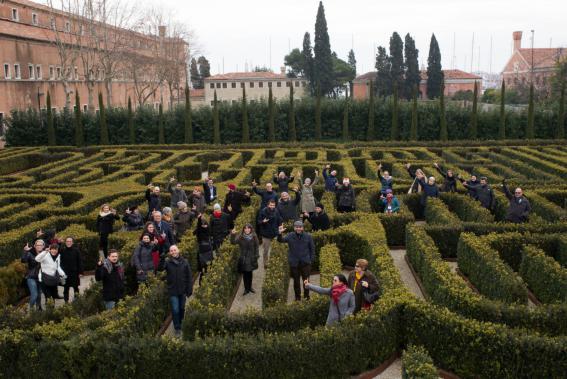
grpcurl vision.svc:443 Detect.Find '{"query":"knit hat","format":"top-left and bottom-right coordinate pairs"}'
top-left (293, 220), bottom-right (304, 227)
top-left (386, 189), bottom-right (393, 194)
top-left (214, 203), bottom-right (221, 211)
top-left (228, 183), bottom-right (236, 191)
top-left (315, 203), bottom-right (324, 210)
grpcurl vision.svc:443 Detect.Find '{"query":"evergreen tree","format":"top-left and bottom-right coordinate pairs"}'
top-left (315, 85), bottom-right (322, 139)
top-left (499, 80), bottom-right (506, 139)
top-left (198, 56), bottom-right (211, 81)
top-left (268, 86), bottom-right (275, 142)
top-left (313, 1), bottom-right (333, 96)
top-left (391, 82), bottom-right (399, 140)
top-left (558, 77), bottom-right (566, 139)
top-left (367, 80), bottom-right (375, 140)
top-left (410, 84), bottom-right (418, 141)
top-left (190, 58), bottom-right (201, 89)
top-left (439, 82), bottom-right (448, 141)
top-left (404, 33), bottom-right (420, 100)
top-left (241, 87), bottom-right (249, 143)
top-left (526, 83), bottom-right (535, 139)
top-left (302, 32), bottom-right (315, 94)
top-left (158, 103), bottom-right (165, 144)
top-left (348, 49), bottom-right (357, 98)
top-left (128, 97), bottom-right (135, 144)
top-left (375, 46), bottom-right (391, 97)
top-left (389, 32), bottom-right (404, 97)
top-left (98, 92), bottom-right (109, 145)
top-left (426, 34), bottom-right (443, 99)
top-left (184, 87), bottom-right (193, 143)
top-left (342, 98), bottom-right (349, 141)
top-left (46, 91), bottom-right (55, 146)
top-left (213, 91), bottom-right (220, 144)
top-left (74, 91), bottom-right (83, 147)
top-left (469, 81), bottom-right (479, 139)
top-left (288, 84), bottom-right (296, 141)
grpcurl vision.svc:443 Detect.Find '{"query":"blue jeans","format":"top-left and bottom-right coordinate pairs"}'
top-left (169, 295), bottom-right (186, 331)
top-left (26, 278), bottom-right (41, 309)
top-left (104, 301), bottom-right (116, 310)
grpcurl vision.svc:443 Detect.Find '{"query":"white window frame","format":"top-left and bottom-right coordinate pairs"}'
top-left (56, 66), bottom-right (61, 79)
top-left (11, 8), bottom-right (19, 21)
top-left (36, 65), bottom-right (42, 80)
top-left (32, 13), bottom-right (38, 26)
top-left (14, 63), bottom-right (21, 79)
top-left (3, 64), bottom-right (10, 79)
top-left (28, 64), bottom-right (34, 80)
top-left (49, 65), bottom-right (54, 80)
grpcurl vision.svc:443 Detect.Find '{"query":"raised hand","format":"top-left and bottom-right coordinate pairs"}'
top-left (230, 228), bottom-right (237, 234)
top-left (262, 218), bottom-right (269, 223)
top-left (378, 163), bottom-right (382, 169)
top-left (227, 205), bottom-right (233, 212)
top-left (433, 162), bottom-right (439, 168)
top-left (405, 163), bottom-right (411, 169)
top-left (169, 177), bottom-right (175, 182)
top-left (303, 279), bottom-right (310, 286)
top-left (325, 164), bottom-right (330, 169)
top-left (252, 180), bottom-right (257, 187)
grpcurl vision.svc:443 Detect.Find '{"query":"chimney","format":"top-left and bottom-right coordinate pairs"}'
top-left (280, 66), bottom-right (286, 75)
top-left (513, 31), bottom-right (522, 51)
top-left (158, 25), bottom-right (166, 38)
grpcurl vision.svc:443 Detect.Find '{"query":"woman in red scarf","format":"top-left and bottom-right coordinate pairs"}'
top-left (304, 274), bottom-right (355, 325)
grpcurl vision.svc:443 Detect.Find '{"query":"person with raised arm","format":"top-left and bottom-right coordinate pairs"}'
top-left (304, 274), bottom-right (355, 325)
top-left (167, 176), bottom-right (188, 209)
top-left (433, 162), bottom-right (457, 192)
top-left (230, 224), bottom-right (260, 295)
top-left (501, 179), bottom-right (531, 223)
top-left (377, 163), bottom-right (393, 195)
top-left (322, 164), bottom-right (338, 192)
top-left (297, 169), bottom-right (319, 216)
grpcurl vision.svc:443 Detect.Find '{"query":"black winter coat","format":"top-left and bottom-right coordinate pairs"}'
top-left (417, 178), bottom-right (440, 206)
top-left (174, 210), bottom-right (193, 238)
top-left (145, 189), bottom-right (162, 213)
top-left (467, 184), bottom-right (495, 210)
top-left (95, 261), bottom-right (125, 302)
top-left (272, 175), bottom-right (295, 193)
top-left (223, 191), bottom-right (251, 218)
top-left (97, 213), bottom-right (119, 235)
top-left (210, 212), bottom-right (232, 243)
top-left (122, 213), bottom-right (144, 231)
top-left (503, 184), bottom-right (531, 223)
top-left (252, 187), bottom-right (278, 209)
top-left (203, 183), bottom-right (217, 204)
top-left (230, 233), bottom-right (260, 272)
top-left (21, 250), bottom-right (40, 279)
top-left (336, 184), bottom-right (356, 208)
top-left (257, 207), bottom-right (283, 239)
top-left (164, 256), bottom-right (193, 296)
top-left (60, 245), bottom-right (83, 287)
top-left (277, 232), bottom-right (315, 267)
top-left (304, 211), bottom-right (331, 231)
top-left (435, 166), bottom-right (458, 192)
top-left (277, 191), bottom-right (301, 222)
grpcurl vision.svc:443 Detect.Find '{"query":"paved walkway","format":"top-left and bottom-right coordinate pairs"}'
top-left (229, 252), bottom-right (266, 313)
top-left (389, 249), bottom-right (425, 300)
top-left (374, 358), bottom-right (403, 379)
top-left (39, 274), bottom-right (95, 309)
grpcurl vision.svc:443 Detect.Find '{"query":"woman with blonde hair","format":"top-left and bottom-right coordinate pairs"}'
top-left (347, 258), bottom-right (379, 313)
top-left (297, 169), bottom-right (320, 216)
top-left (97, 204), bottom-right (119, 258)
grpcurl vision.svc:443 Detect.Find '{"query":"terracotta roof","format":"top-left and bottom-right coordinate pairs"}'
top-left (353, 71), bottom-right (377, 82)
top-left (190, 89), bottom-right (204, 98)
top-left (355, 69), bottom-right (481, 82)
top-left (517, 48), bottom-right (566, 69)
top-left (0, 19), bottom-right (72, 44)
top-left (205, 72), bottom-right (289, 81)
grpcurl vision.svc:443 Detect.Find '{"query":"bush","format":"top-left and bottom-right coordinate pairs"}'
top-left (401, 344), bottom-right (438, 379)
top-left (424, 197), bottom-right (461, 225)
top-left (520, 245), bottom-right (567, 304)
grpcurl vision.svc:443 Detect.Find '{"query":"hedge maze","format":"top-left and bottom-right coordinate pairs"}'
top-left (0, 141), bottom-right (566, 378)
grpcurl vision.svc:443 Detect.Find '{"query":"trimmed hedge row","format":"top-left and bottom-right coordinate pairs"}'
top-left (520, 245), bottom-right (567, 304)
top-left (440, 192), bottom-right (494, 223)
top-left (424, 197), bottom-right (461, 225)
top-left (401, 345), bottom-right (438, 379)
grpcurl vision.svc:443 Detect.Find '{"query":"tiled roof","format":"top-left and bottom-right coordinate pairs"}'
top-left (517, 48), bottom-right (566, 69)
top-left (355, 69), bottom-right (481, 83)
top-left (353, 71), bottom-right (377, 82)
top-left (205, 72), bottom-right (289, 81)
top-left (190, 89), bottom-right (204, 97)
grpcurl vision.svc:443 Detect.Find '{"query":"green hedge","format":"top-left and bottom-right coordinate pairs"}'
top-left (424, 197), bottom-right (461, 225)
top-left (520, 245), bottom-right (567, 304)
top-left (440, 192), bottom-right (494, 223)
top-left (401, 344), bottom-right (438, 379)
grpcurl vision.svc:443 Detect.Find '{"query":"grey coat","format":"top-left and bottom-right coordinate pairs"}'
top-left (168, 182), bottom-right (189, 208)
top-left (230, 233), bottom-right (260, 272)
top-left (306, 284), bottom-right (355, 325)
top-left (133, 242), bottom-right (156, 282)
top-left (300, 175), bottom-right (319, 214)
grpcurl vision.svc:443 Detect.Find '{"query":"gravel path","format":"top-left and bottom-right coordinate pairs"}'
top-left (374, 358), bottom-right (402, 379)
top-left (389, 249), bottom-right (425, 300)
top-left (43, 274), bottom-right (95, 308)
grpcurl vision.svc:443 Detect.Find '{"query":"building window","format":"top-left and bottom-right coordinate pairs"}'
top-left (277, 82), bottom-right (281, 87)
top-left (294, 81), bottom-right (299, 87)
top-left (259, 82), bottom-right (264, 88)
top-left (209, 83), bottom-right (214, 89)
top-left (240, 82), bottom-right (245, 88)
top-left (49, 66), bottom-right (54, 80)
top-left (32, 13), bottom-right (38, 25)
top-left (222, 82), bottom-right (227, 88)
top-left (210, 100), bottom-right (214, 106)
top-left (286, 82), bottom-right (291, 87)
top-left (50, 18), bottom-right (56, 30)
top-left (216, 83), bottom-right (221, 88)
top-left (231, 82), bottom-right (236, 88)
top-left (56, 67), bottom-right (61, 79)
top-left (268, 82), bottom-right (272, 88)
top-left (4, 64), bottom-right (10, 79)
top-left (249, 82), bottom-right (254, 88)
top-left (83, 104), bottom-right (88, 112)
top-left (28, 64), bottom-right (34, 79)
top-left (36, 65), bottom-right (42, 79)
top-left (14, 64), bottom-right (21, 79)
top-left (11, 8), bottom-right (19, 21)
top-left (74, 67), bottom-right (79, 80)
top-left (65, 21), bottom-right (71, 32)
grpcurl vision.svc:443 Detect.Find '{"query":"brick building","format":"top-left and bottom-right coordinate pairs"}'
top-left (0, 0), bottom-right (188, 122)
top-left (501, 31), bottom-right (566, 93)
top-left (352, 69), bottom-right (482, 100)
top-left (204, 70), bottom-right (309, 106)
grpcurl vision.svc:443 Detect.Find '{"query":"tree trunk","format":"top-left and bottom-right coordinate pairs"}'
top-left (105, 78), bottom-right (112, 108)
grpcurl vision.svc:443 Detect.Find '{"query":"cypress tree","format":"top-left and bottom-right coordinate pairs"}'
top-left (557, 78), bottom-right (565, 139)
top-left (268, 86), bottom-right (275, 142)
top-left (158, 103), bottom-right (165, 144)
top-left (410, 84), bottom-right (418, 141)
top-left (404, 33), bottom-right (420, 100)
top-left (391, 82), bottom-right (399, 140)
top-left (526, 83), bottom-right (535, 139)
top-left (499, 80), bottom-right (506, 139)
top-left (213, 91), bottom-right (220, 144)
top-left (241, 87), bottom-right (249, 143)
top-left (288, 83), bottom-right (296, 141)
top-left (342, 98), bottom-right (349, 141)
top-left (439, 82), bottom-right (448, 141)
top-left (98, 92), bottom-right (109, 145)
top-left (375, 46), bottom-right (391, 97)
top-left (128, 97), bottom-right (135, 144)
top-left (184, 87), bottom-right (193, 143)
top-left (348, 49), bottom-right (356, 98)
top-left (302, 32), bottom-right (315, 95)
top-left (74, 91), bottom-right (83, 147)
top-left (190, 58), bottom-right (201, 89)
top-left (367, 80), bottom-right (375, 140)
top-left (315, 85), bottom-right (322, 139)
top-left (313, 1), bottom-right (333, 95)
top-left (426, 34), bottom-right (443, 99)
top-left (469, 81), bottom-right (478, 139)
top-left (389, 32), bottom-right (404, 95)
top-left (46, 91), bottom-right (55, 146)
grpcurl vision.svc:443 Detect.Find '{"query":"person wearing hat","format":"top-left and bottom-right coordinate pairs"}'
top-left (174, 201), bottom-right (193, 240)
top-left (223, 183), bottom-right (251, 222)
top-left (302, 203), bottom-right (330, 231)
top-left (277, 220), bottom-right (315, 301)
top-left (335, 178), bottom-right (356, 213)
top-left (122, 205), bottom-right (144, 231)
top-left (461, 176), bottom-right (495, 210)
top-left (380, 189), bottom-right (400, 214)
top-left (210, 203), bottom-right (232, 250)
top-left (167, 177), bottom-right (189, 209)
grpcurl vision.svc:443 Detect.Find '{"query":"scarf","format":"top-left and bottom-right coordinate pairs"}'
top-left (331, 283), bottom-right (348, 304)
top-left (242, 233), bottom-right (254, 241)
top-left (103, 259), bottom-right (125, 280)
top-left (213, 210), bottom-right (222, 218)
top-left (99, 211), bottom-right (112, 217)
top-left (353, 272), bottom-right (362, 291)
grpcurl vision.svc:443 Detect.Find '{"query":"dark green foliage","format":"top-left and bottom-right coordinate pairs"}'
top-left (46, 92), bottom-right (55, 146)
top-left (127, 97), bottom-right (135, 144)
top-left (158, 103), bottom-right (165, 144)
top-left (284, 48), bottom-right (303, 78)
top-left (315, 86), bottom-right (322, 139)
top-left (499, 80), bottom-right (506, 139)
top-left (197, 56), bottom-right (211, 81)
top-left (367, 80), bottom-right (375, 140)
top-left (184, 88), bottom-right (193, 144)
top-left (98, 92), bottom-right (109, 145)
top-left (74, 92), bottom-right (83, 147)
top-left (190, 58), bottom-right (202, 89)
top-left (526, 83), bottom-right (535, 139)
top-left (410, 85), bottom-right (418, 140)
top-left (401, 345), bottom-right (438, 379)
top-left (348, 48), bottom-right (356, 97)
top-left (389, 32), bottom-right (405, 94)
top-left (391, 82), bottom-right (399, 140)
top-left (213, 91), bottom-right (220, 144)
top-left (469, 81), bottom-right (478, 139)
top-left (241, 87), bottom-right (249, 143)
top-left (404, 34), bottom-right (420, 100)
top-left (520, 245), bottom-right (567, 304)
top-left (426, 34), bottom-right (443, 99)
top-left (302, 32), bottom-right (314, 93)
top-left (288, 84), bottom-right (296, 141)
top-left (439, 83), bottom-right (447, 141)
top-left (557, 78), bottom-right (565, 139)
top-left (268, 86), bottom-right (275, 142)
top-left (342, 97), bottom-right (349, 141)
top-left (375, 46), bottom-right (391, 97)
top-left (313, 1), bottom-right (334, 96)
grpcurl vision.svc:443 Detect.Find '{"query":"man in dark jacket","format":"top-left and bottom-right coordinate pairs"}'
top-left (223, 183), bottom-right (251, 221)
top-left (322, 165), bottom-right (338, 192)
top-left (203, 178), bottom-right (217, 204)
top-left (153, 211), bottom-right (175, 259)
top-left (277, 189), bottom-right (301, 222)
top-left (145, 184), bottom-right (162, 219)
top-left (302, 203), bottom-right (330, 231)
top-left (434, 163), bottom-right (458, 192)
top-left (122, 205), bottom-right (144, 231)
top-left (258, 199), bottom-right (283, 268)
top-left (277, 221), bottom-right (315, 301)
top-left (272, 171), bottom-right (295, 193)
top-left (60, 237), bottom-right (83, 303)
top-left (167, 177), bottom-right (189, 209)
top-left (252, 181), bottom-right (278, 209)
top-left (164, 245), bottom-right (193, 337)
top-left (335, 178), bottom-right (356, 213)
top-left (462, 177), bottom-right (494, 210)
top-left (95, 249), bottom-right (125, 310)
top-left (458, 174), bottom-right (479, 198)
top-left (416, 174), bottom-right (440, 217)
top-left (502, 180), bottom-right (531, 223)
top-left (210, 203), bottom-right (232, 250)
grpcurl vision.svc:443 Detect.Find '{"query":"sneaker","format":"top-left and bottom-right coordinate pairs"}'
top-left (249, 288), bottom-right (256, 294)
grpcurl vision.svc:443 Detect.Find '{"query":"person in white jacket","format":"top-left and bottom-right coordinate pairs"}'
top-left (35, 243), bottom-right (66, 300)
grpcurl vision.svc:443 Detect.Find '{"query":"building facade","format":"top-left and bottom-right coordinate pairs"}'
top-left (204, 71), bottom-right (309, 106)
top-left (501, 31), bottom-right (566, 94)
top-left (0, 0), bottom-right (187, 120)
top-left (353, 69), bottom-right (482, 100)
